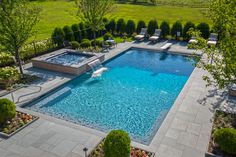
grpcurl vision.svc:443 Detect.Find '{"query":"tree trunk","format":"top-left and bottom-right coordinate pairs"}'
top-left (15, 49), bottom-right (24, 76)
top-left (93, 31), bottom-right (96, 49)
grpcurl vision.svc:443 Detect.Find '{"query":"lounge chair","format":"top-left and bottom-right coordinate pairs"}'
top-left (161, 43), bottom-right (172, 50)
top-left (149, 29), bottom-right (161, 43)
top-left (188, 36), bottom-right (198, 44)
top-left (135, 28), bottom-right (147, 41)
top-left (102, 41), bottom-right (110, 52)
top-left (207, 33), bottom-right (218, 45)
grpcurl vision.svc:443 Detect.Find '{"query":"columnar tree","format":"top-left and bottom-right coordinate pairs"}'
top-left (63, 25), bottom-right (75, 42)
top-left (183, 21), bottom-right (195, 40)
top-left (0, 0), bottom-right (41, 75)
top-left (136, 20), bottom-right (146, 33)
top-left (191, 0), bottom-right (236, 88)
top-left (126, 20), bottom-right (136, 36)
top-left (76, 0), bottom-right (115, 48)
top-left (108, 19), bottom-right (116, 35)
top-left (116, 18), bottom-right (126, 35)
top-left (160, 21), bottom-right (170, 38)
top-left (71, 24), bottom-right (81, 42)
top-left (147, 19), bottom-right (158, 35)
top-left (196, 22), bottom-right (210, 39)
top-left (171, 21), bottom-right (183, 38)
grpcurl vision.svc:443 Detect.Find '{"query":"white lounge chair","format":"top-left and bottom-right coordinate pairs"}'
top-left (161, 43), bottom-right (172, 50)
top-left (135, 28), bottom-right (147, 41)
top-left (188, 36), bottom-right (198, 44)
top-left (149, 29), bottom-right (161, 43)
top-left (207, 33), bottom-right (218, 45)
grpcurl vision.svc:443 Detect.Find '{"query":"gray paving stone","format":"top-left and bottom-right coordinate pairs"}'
top-left (177, 132), bottom-right (198, 148)
top-left (51, 140), bottom-right (78, 157)
top-left (187, 122), bottom-right (201, 135)
top-left (161, 136), bottom-right (185, 150)
top-left (4, 151), bottom-right (23, 157)
top-left (156, 144), bottom-right (183, 157)
top-left (170, 118), bottom-right (189, 131)
top-left (165, 128), bottom-right (181, 140)
top-left (32, 131), bottom-right (56, 148)
top-left (182, 146), bottom-right (205, 157)
top-left (196, 134), bottom-right (210, 152)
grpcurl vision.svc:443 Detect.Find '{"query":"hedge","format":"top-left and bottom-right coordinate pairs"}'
top-left (171, 21), bottom-right (183, 38)
top-left (160, 21), bottom-right (170, 38)
top-left (126, 20), bottom-right (136, 35)
top-left (137, 20), bottom-right (146, 33)
top-left (183, 21), bottom-right (195, 40)
top-left (147, 19), bottom-right (158, 35)
top-left (116, 18), bottom-right (126, 34)
top-left (197, 22), bottom-right (210, 39)
top-left (51, 27), bottom-right (65, 47)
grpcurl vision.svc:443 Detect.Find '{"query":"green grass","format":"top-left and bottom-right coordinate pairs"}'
top-left (32, 0), bottom-right (211, 40)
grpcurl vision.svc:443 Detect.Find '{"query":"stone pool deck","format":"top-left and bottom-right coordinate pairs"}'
top-left (0, 40), bottom-right (235, 157)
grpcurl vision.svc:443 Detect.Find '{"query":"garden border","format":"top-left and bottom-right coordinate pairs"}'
top-left (0, 112), bottom-right (39, 138)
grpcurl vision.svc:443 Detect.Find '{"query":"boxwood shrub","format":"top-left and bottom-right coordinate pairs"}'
top-left (0, 99), bottom-right (16, 125)
top-left (103, 33), bottom-right (113, 41)
top-left (104, 130), bottom-right (131, 157)
top-left (80, 39), bottom-right (91, 48)
top-left (213, 128), bottom-right (236, 155)
top-left (70, 41), bottom-right (80, 50)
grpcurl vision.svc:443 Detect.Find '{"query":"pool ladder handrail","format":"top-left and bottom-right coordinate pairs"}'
top-left (11, 84), bottom-right (42, 103)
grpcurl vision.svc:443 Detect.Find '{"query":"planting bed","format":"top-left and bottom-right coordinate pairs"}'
top-left (207, 110), bottom-right (236, 157)
top-left (0, 111), bottom-right (38, 138)
top-left (89, 139), bottom-right (155, 157)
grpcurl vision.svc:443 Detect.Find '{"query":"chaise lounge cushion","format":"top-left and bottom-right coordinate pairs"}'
top-left (135, 35), bottom-right (145, 39)
top-left (149, 36), bottom-right (159, 41)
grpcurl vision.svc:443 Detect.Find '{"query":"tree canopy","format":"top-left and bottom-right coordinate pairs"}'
top-left (0, 0), bottom-right (41, 75)
top-left (190, 0), bottom-right (236, 88)
top-left (76, 0), bottom-right (115, 47)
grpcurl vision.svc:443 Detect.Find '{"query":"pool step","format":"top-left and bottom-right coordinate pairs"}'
top-left (30, 87), bottom-right (72, 108)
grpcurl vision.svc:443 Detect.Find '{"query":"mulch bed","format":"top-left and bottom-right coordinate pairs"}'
top-left (0, 111), bottom-right (38, 137)
top-left (208, 110), bottom-right (236, 157)
top-left (88, 139), bottom-right (155, 157)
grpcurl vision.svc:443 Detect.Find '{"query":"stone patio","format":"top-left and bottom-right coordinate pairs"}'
top-left (0, 40), bottom-right (235, 157)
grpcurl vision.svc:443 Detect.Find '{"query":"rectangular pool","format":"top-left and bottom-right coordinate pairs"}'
top-left (25, 48), bottom-right (195, 145)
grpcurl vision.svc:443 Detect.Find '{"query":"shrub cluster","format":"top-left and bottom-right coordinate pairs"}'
top-left (0, 53), bottom-right (14, 67)
top-left (213, 128), bottom-right (236, 155)
top-left (0, 66), bottom-right (19, 89)
top-left (0, 99), bottom-right (16, 125)
top-left (104, 130), bottom-right (131, 157)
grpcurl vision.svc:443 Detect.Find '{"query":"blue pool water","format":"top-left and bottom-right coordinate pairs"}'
top-left (25, 49), bottom-right (195, 144)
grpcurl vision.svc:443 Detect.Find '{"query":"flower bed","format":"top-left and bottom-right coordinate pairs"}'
top-left (89, 139), bottom-right (155, 157)
top-left (206, 110), bottom-right (236, 157)
top-left (0, 111), bottom-right (38, 137)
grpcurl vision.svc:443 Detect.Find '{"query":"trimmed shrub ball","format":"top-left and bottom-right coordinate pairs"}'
top-left (103, 33), bottom-right (113, 41)
top-left (0, 98), bottom-right (16, 125)
top-left (213, 128), bottom-right (236, 155)
top-left (80, 39), bottom-right (91, 48)
top-left (70, 41), bottom-right (80, 50)
top-left (104, 130), bottom-right (131, 157)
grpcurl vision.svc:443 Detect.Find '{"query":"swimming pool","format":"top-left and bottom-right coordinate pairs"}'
top-left (25, 48), bottom-right (195, 144)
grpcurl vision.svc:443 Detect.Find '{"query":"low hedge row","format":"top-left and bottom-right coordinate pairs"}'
top-left (51, 18), bottom-right (211, 47)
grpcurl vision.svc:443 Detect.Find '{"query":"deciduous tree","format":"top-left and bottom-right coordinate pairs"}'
top-left (0, 0), bottom-right (41, 75)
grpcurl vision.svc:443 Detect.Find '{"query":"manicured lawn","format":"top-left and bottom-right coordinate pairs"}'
top-left (32, 0), bottom-right (210, 40)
